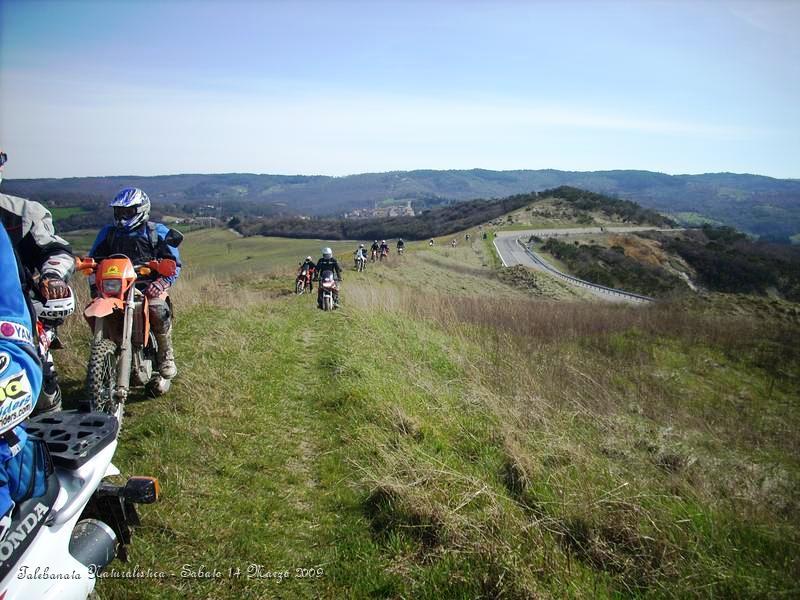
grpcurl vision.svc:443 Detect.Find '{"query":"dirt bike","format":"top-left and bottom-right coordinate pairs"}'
top-left (370, 249), bottom-right (378, 263)
top-left (379, 248), bottom-right (388, 262)
top-left (397, 246), bottom-right (405, 256)
top-left (355, 255), bottom-right (366, 272)
top-left (319, 271), bottom-right (339, 311)
top-left (296, 266), bottom-right (313, 294)
top-left (76, 254), bottom-right (178, 417)
top-left (0, 410), bottom-right (160, 598)
top-left (30, 286), bottom-right (76, 413)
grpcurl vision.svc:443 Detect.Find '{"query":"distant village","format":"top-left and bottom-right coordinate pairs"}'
top-left (344, 201), bottom-right (415, 219)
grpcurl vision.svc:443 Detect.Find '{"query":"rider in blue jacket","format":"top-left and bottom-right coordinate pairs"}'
top-left (0, 225), bottom-right (47, 538)
top-left (89, 188), bottom-right (182, 380)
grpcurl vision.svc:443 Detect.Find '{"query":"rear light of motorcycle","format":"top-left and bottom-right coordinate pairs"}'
top-left (102, 279), bottom-right (123, 295)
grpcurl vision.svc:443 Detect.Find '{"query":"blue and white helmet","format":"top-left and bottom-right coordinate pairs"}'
top-left (110, 187), bottom-right (150, 231)
top-left (322, 247), bottom-right (333, 258)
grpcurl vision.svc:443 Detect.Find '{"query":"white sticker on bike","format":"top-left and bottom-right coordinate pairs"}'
top-left (0, 353), bottom-right (10, 375)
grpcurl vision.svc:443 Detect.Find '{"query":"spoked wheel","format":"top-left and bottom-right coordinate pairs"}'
top-left (84, 338), bottom-right (119, 415)
top-left (322, 294), bottom-right (333, 311)
top-left (296, 280), bottom-right (305, 295)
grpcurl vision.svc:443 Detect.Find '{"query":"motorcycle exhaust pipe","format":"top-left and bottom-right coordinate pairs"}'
top-left (69, 519), bottom-right (118, 572)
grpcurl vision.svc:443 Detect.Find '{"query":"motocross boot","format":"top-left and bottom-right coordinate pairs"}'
top-left (156, 328), bottom-right (177, 379)
top-left (33, 372), bottom-right (62, 415)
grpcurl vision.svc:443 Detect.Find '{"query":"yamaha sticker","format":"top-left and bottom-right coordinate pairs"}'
top-left (0, 321), bottom-right (33, 346)
top-left (0, 353), bottom-right (9, 375)
top-left (0, 370), bottom-right (34, 432)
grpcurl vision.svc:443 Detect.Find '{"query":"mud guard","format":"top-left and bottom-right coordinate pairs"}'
top-left (84, 298), bottom-right (124, 319)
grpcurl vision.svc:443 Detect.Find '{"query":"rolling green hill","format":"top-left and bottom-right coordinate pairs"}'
top-left (51, 229), bottom-right (799, 598)
top-left (5, 168), bottom-right (800, 240)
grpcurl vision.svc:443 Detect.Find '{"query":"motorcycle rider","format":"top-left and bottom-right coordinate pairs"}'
top-left (0, 150), bottom-right (74, 414)
top-left (396, 238), bottom-right (405, 253)
top-left (298, 256), bottom-right (316, 291)
top-left (354, 243), bottom-right (368, 267)
top-left (379, 239), bottom-right (389, 257)
top-left (89, 187), bottom-right (181, 379)
top-left (0, 225), bottom-right (50, 541)
top-left (370, 240), bottom-right (380, 261)
top-left (314, 247), bottom-right (342, 308)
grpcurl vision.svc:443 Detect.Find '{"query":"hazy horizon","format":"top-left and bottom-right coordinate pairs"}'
top-left (2, 1), bottom-right (799, 180)
top-left (3, 166), bottom-right (797, 183)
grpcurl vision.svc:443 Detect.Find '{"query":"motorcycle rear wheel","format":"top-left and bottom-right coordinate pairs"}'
top-left (84, 338), bottom-right (119, 415)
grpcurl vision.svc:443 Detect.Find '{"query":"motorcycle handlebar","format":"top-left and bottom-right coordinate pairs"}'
top-left (76, 256), bottom-right (177, 277)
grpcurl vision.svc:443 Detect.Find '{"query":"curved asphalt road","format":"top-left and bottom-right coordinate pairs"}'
top-left (492, 227), bottom-right (676, 303)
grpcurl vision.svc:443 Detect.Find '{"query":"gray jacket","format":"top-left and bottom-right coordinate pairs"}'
top-left (0, 193), bottom-right (75, 281)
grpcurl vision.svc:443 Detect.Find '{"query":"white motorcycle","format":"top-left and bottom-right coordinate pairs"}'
top-left (0, 410), bottom-right (159, 598)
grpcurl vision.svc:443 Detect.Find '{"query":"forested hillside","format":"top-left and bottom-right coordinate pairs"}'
top-left (232, 187), bottom-right (672, 240)
top-left (5, 168), bottom-right (799, 240)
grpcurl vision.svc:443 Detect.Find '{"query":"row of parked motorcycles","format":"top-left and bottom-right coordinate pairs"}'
top-left (1, 244), bottom-right (181, 598)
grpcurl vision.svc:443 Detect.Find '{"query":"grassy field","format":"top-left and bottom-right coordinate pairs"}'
top-left (50, 206), bottom-right (89, 221)
top-left (52, 229), bottom-right (799, 598)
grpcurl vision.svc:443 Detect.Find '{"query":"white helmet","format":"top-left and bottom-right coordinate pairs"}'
top-left (359, 243), bottom-right (364, 248)
top-left (32, 289), bottom-right (75, 323)
top-left (110, 187), bottom-right (150, 231)
top-left (306, 256), bottom-right (313, 261)
top-left (322, 247), bottom-right (333, 258)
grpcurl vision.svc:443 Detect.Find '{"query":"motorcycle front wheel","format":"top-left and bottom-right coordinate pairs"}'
top-left (84, 338), bottom-right (119, 415)
top-left (296, 280), bottom-right (305, 294)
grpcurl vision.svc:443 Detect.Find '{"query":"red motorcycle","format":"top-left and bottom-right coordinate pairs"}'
top-left (296, 265), bottom-right (314, 294)
top-left (379, 247), bottom-right (389, 261)
top-left (319, 271), bottom-right (339, 311)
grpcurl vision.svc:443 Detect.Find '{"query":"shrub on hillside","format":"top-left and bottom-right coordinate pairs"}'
top-left (541, 238), bottom-right (684, 297)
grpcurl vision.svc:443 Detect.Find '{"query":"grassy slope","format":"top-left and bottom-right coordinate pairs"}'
top-left (53, 229), bottom-right (799, 598)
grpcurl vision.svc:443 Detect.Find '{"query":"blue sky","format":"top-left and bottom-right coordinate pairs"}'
top-left (1, 0), bottom-right (798, 179)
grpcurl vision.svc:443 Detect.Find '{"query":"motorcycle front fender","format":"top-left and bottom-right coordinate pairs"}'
top-left (84, 297), bottom-right (124, 319)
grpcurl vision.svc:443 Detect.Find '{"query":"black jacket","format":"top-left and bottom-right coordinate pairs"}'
top-left (315, 257), bottom-right (341, 279)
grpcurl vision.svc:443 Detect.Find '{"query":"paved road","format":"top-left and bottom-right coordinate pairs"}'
top-left (493, 227), bottom-right (670, 303)
top-left (494, 226), bottom-right (675, 240)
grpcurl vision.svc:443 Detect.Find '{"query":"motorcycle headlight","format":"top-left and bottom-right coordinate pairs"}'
top-left (102, 279), bottom-right (123, 295)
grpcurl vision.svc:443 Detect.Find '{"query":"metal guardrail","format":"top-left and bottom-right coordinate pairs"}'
top-left (515, 238), bottom-right (654, 303)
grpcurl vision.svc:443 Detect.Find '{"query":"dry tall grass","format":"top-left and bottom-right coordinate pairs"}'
top-left (346, 280), bottom-right (800, 594)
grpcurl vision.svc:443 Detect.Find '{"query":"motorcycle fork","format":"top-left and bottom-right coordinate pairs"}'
top-left (115, 286), bottom-right (136, 401)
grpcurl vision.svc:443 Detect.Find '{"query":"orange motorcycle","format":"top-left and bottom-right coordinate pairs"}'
top-left (76, 254), bottom-right (178, 416)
